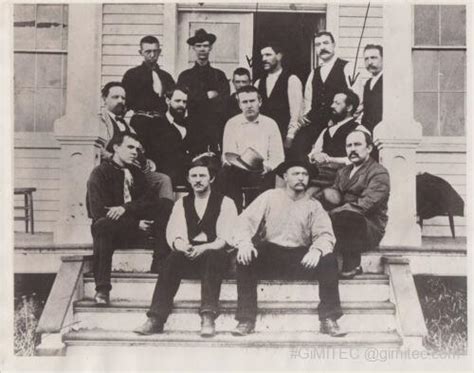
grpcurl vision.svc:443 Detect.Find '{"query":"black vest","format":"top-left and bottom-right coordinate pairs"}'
top-left (361, 75), bottom-right (383, 133)
top-left (311, 58), bottom-right (349, 128)
top-left (322, 119), bottom-right (360, 157)
top-left (183, 191), bottom-right (225, 244)
top-left (258, 69), bottom-right (291, 138)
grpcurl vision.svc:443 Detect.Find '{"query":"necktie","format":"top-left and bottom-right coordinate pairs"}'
top-left (123, 168), bottom-right (133, 203)
top-left (152, 70), bottom-right (162, 96)
top-left (115, 115), bottom-right (128, 132)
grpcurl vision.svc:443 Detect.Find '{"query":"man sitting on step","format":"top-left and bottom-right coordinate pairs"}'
top-left (86, 133), bottom-right (171, 305)
top-left (230, 160), bottom-right (345, 337)
top-left (134, 154), bottom-right (238, 337)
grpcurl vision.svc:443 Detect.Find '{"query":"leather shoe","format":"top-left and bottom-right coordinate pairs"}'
top-left (200, 313), bottom-right (216, 338)
top-left (320, 318), bottom-right (347, 337)
top-left (231, 321), bottom-right (255, 336)
top-left (133, 317), bottom-right (164, 335)
top-left (340, 266), bottom-right (363, 279)
top-left (94, 291), bottom-right (109, 305)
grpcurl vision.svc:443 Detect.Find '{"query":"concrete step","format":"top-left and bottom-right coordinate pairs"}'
top-left (73, 299), bottom-right (397, 333)
top-left (83, 272), bottom-right (390, 302)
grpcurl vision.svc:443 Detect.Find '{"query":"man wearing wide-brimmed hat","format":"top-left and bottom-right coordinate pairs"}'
top-left (217, 85), bottom-right (284, 211)
top-left (177, 28), bottom-right (230, 152)
top-left (229, 159), bottom-right (344, 337)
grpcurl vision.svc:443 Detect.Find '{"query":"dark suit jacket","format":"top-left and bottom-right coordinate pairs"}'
top-left (332, 157), bottom-right (390, 247)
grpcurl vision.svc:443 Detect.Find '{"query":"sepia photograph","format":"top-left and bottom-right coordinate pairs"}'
top-left (2, 0), bottom-right (472, 370)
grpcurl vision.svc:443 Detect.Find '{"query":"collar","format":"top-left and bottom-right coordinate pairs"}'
top-left (166, 111), bottom-right (175, 124)
top-left (142, 61), bottom-right (160, 72)
top-left (350, 156), bottom-right (373, 171)
top-left (193, 61), bottom-right (211, 69)
top-left (329, 116), bottom-right (353, 128)
top-left (107, 110), bottom-right (119, 122)
top-left (320, 55), bottom-right (337, 68)
top-left (242, 114), bottom-right (260, 125)
top-left (267, 67), bottom-right (283, 78)
top-left (370, 71), bottom-right (383, 85)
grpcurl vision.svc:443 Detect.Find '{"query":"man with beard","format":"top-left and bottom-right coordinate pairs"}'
top-left (177, 29), bottom-right (229, 151)
top-left (255, 41), bottom-right (303, 149)
top-left (325, 130), bottom-right (390, 278)
top-left (230, 160), bottom-right (344, 337)
top-left (306, 89), bottom-right (369, 195)
top-left (144, 85), bottom-right (212, 186)
top-left (122, 36), bottom-right (175, 131)
top-left (292, 32), bottom-right (362, 160)
top-left (134, 155), bottom-right (238, 337)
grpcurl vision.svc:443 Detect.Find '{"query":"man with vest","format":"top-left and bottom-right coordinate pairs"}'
top-left (255, 41), bottom-right (303, 150)
top-left (307, 89), bottom-right (369, 196)
top-left (292, 31), bottom-right (362, 161)
top-left (134, 155), bottom-right (238, 337)
top-left (122, 35), bottom-right (175, 132)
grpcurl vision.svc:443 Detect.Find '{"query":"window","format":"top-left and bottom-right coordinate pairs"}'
top-left (413, 5), bottom-right (466, 137)
top-left (14, 4), bottom-right (68, 132)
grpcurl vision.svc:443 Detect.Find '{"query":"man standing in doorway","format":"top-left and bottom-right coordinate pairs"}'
top-left (255, 41), bottom-right (303, 150)
top-left (177, 29), bottom-right (230, 151)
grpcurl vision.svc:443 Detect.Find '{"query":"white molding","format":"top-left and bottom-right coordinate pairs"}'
top-left (176, 3), bottom-right (326, 13)
top-left (14, 132), bottom-right (60, 149)
top-left (163, 3), bottom-right (178, 77)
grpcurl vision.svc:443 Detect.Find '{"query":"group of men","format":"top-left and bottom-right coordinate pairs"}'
top-left (86, 28), bottom-right (390, 339)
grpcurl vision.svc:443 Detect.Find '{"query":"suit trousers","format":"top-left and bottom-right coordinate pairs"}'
top-left (235, 242), bottom-right (342, 323)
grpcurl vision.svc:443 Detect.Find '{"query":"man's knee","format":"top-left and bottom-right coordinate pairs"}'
top-left (148, 172), bottom-right (174, 200)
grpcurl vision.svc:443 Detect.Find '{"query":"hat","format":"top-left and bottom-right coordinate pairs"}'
top-left (187, 29), bottom-right (217, 46)
top-left (274, 160), bottom-right (317, 178)
top-left (224, 147), bottom-right (265, 174)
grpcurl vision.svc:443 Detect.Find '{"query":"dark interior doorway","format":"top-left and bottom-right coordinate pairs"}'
top-left (252, 12), bottom-right (325, 84)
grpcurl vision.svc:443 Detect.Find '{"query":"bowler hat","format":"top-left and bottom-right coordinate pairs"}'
top-left (187, 29), bottom-right (217, 45)
top-left (224, 147), bottom-right (265, 174)
top-left (274, 159), bottom-right (316, 178)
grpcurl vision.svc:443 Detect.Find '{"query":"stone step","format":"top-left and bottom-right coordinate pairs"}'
top-left (83, 273), bottom-right (390, 302)
top-left (72, 299), bottom-right (397, 333)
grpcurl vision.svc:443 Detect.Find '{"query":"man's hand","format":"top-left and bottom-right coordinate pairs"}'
top-left (236, 246), bottom-right (258, 266)
top-left (105, 206), bottom-right (126, 220)
top-left (301, 249), bottom-right (321, 269)
top-left (308, 152), bottom-right (330, 165)
top-left (138, 220), bottom-right (154, 232)
top-left (186, 244), bottom-right (209, 261)
top-left (298, 115), bottom-right (311, 128)
top-left (174, 238), bottom-right (193, 254)
top-left (207, 90), bottom-right (218, 99)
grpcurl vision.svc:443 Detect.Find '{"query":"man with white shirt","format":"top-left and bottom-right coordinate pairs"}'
top-left (218, 85), bottom-right (285, 211)
top-left (326, 130), bottom-right (390, 279)
top-left (307, 89), bottom-right (369, 194)
top-left (292, 31), bottom-right (362, 160)
top-left (255, 41), bottom-right (303, 149)
top-left (134, 155), bottom-right (238, 337)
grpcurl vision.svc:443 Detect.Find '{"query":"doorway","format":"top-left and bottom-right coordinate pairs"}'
top-left (252, 12), bottom-right (325, 84)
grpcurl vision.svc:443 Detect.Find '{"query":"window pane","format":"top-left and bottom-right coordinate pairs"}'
top-left (36, 4), bottom-right (63, 49)
top-left (414, 93), bottom-right (438, 136)
top-left (440, 92), bottom-right (464, 136)
top-left (440, 5), bottom-right (465, 46)
top-left (414, 5), bottom-right (439, 46)
top-left (14, 53), bottom-right (36, 89)
top-left (14, 88), bottom-right (35, 132)
top-left (440, 51), bottom-right (465, 91)
top-left (37, 54), bottom-right (62, 88)
top-left (413, 50), bottom-right (438, 92)
top-left (14, 4), bottom-right (36, 50)
top-left (35, 88), bottom-right (62, 132)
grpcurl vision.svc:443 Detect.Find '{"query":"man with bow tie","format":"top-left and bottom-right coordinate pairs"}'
top-left (87, 133), bottom-right (172, 304)
top-left (122, 35), bottom-right (175, 134)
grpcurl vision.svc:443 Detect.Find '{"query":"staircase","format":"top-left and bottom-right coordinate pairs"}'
top-left (36, 251), bottom-right (428, 362)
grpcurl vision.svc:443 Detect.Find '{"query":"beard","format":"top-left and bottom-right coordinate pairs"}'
top-left (330, 110), bottom-right (347, 123)
top-left (169, 106), bottom-right (186, 125)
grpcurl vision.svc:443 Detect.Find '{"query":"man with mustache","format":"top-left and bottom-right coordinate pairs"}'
top-left (307, 89), bottom-right (369, 196)
top-left (134, 155), bottom-right (238, 337)
top-left (254, 41), bottom-right (303, 149)
top-left (291, 31), bottom-right (362, 161)
top-left (326, 130), bottom-right (390, 278)
top-left (230, 160), bottom-right (344, 337)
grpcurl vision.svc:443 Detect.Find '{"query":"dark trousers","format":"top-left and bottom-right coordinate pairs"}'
top-left (235, 242), bottom-right (342, 323)
top-left (91, 200), bottom-right (172, 292)
top-left (215, 165), bottom-right (275, 212)
top-left (147, 249), bottom-right (230, 322)
top-left (331, 210), bottom-right (369, 271)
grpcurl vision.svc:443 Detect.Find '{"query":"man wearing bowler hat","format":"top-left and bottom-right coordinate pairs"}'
top-left (217, 85), bottom-right (284, 211)
top-left (177, 29), bottom-right (230, 152)
top-left (230, 159), bottom-right (344, 337)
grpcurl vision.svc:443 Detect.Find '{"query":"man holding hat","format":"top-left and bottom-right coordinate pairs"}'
top-left (230, 159), bottom-right (344, 337)
top-left (177, 29), bottom-right (230, 151)
top-left (134, 154), bottom-right (238, 337)
top-left (218, 85), bottom-right (284, 211)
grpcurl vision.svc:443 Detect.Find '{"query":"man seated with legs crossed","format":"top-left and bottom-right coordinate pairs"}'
top-left (86, 133), bottom-right (171, 304)
top-left (134, 155), bottom-right (238, 337)
top-left (230, 160), bottom-right (345, 337)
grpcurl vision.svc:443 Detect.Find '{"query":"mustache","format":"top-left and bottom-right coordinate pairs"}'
top-left (349, 152), bottom-right (359, 158)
